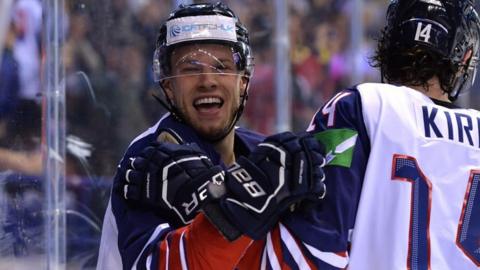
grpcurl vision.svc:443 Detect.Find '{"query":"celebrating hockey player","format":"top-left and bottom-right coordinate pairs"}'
top-left (307, 0), bottom-right (480, 268)
top-left (97, 2), bottom-right (327, 269)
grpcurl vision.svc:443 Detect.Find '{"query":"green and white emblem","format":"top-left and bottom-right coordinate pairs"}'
top-left (314, 129), bottom-right (358, 167)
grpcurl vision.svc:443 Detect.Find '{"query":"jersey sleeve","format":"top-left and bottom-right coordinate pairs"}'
top-left (278, 89), bottom-right (370, 269)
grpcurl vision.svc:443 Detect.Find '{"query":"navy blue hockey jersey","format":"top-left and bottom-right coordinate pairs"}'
top-left (97, 113), bottom-right (264, 269)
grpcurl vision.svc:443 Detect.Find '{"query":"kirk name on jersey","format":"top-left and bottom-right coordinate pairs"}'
top-left (418, 104), bottom-right (480, 149)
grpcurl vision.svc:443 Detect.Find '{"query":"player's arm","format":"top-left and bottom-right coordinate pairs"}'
top-left (121, 133), bottom-right (327, 269)
top-left (116, 142), bottom-right (253, 270)
top-left (202, 131), bottom-right (326, 242)
top-left (273, 88), bottom-right (370, 269)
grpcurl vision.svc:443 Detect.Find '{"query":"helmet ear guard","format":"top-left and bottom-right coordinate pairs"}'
top-left (384, 0), bottom-right (480, 100)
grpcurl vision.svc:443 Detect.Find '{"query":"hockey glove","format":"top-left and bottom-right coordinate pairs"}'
top-left (203, 132), bottom-right (326, 241)
top-left (121, 142), bottom-right (224, 226)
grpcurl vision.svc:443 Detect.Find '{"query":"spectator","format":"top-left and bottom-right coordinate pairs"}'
top-left (12, 0), bottom-right (42, 102)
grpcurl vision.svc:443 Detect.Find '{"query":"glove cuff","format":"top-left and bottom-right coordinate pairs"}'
top-left (202, 200), bottom-right (243, 241)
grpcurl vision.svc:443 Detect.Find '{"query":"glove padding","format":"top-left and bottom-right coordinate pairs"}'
top-left (121, 142), bottom-right (224, 227)
top-left (204, 132), bottom-right (326, 241)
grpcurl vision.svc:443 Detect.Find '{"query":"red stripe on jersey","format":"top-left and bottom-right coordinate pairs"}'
top-left (157, 237), bottom-right (168, 270)
top-left (237, 239), bottom-right (266, 269)
top-left (157, 214), bottom-right (252, 270)
top-left (158, 227), bottom-right (187, 270)
top-left (187, 213), bottom-right (253, 269)
top-left (270, 225), bottom-right (292, 270)
top-left (187, 213), bottom-right (252, 269)
top-left (282, 224), bottom-right (317, 270)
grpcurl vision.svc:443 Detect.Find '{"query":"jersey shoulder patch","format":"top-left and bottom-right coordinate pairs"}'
top-left (314, 129), bottom-right (358, 168)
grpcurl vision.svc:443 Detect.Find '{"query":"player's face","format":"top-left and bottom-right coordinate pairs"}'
top-left (163, 43), bottom-right (248, 139)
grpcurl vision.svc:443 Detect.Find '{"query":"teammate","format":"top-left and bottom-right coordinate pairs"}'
top-left (305, 0), bottom-right (480, 268)
top-left (97, 3), bottom-right (327, 269)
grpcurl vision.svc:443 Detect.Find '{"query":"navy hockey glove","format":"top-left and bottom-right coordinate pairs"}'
top-left (203, 132), bottom-right (326, 241)
top-left (121, 142), bottom-right (224, 226)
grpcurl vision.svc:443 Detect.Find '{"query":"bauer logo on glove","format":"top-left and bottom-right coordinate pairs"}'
top-left (229, 163), bottom-right (266, 198)
top-left (204, 131), bottom-right (327, 241)
top-left (120, 142), bottom-right (224, 227)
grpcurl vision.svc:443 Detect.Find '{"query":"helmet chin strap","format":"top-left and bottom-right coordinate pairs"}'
top-left (152, 83), bottom-right (184, 123)
top-left (154, 80), bottom-right (250, 144)
top-left (208, 82), bottom-right (249, 143)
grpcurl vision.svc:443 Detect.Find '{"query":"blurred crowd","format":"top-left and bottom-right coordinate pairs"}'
top-left (60, 0), bottom-right (388, 176)
top-left (0, 0), bottom-right (389, 179)
top-left (4, 0), bottom-right (480, 179)
top-left (0, 1), bottom-right (389, 265)
top-left (8, 0), bottom-right (480, 267)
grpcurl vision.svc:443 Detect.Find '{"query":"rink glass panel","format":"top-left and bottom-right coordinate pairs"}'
top-left (4, 0), bottom-right (480, 269)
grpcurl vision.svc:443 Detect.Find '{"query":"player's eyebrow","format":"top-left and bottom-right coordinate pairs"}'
top-left (218, 58), bottom-right (234, 64)
top-left (215, 58), bottom-right (235, 67)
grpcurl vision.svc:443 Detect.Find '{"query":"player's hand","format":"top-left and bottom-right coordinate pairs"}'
top-left (121, 142), bottom-right (224, 227)
top-left (203, 132), bottom-right (326, 241)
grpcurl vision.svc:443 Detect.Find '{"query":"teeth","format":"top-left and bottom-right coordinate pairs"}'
top-left (194, 97), bottom-right (222, 106)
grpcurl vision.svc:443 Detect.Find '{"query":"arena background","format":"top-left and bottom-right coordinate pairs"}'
top-left (0, 0), bottom-right (479, 269)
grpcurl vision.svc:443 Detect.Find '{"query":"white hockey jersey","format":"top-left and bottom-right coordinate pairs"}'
top-left (307, 83), bottom-right (480, 269)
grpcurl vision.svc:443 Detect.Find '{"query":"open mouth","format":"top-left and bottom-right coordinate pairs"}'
top-left (193, 97), bottom-right (224, 110)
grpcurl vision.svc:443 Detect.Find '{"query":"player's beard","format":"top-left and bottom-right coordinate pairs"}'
top-left (178, 103), bottom-right (238, 142)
